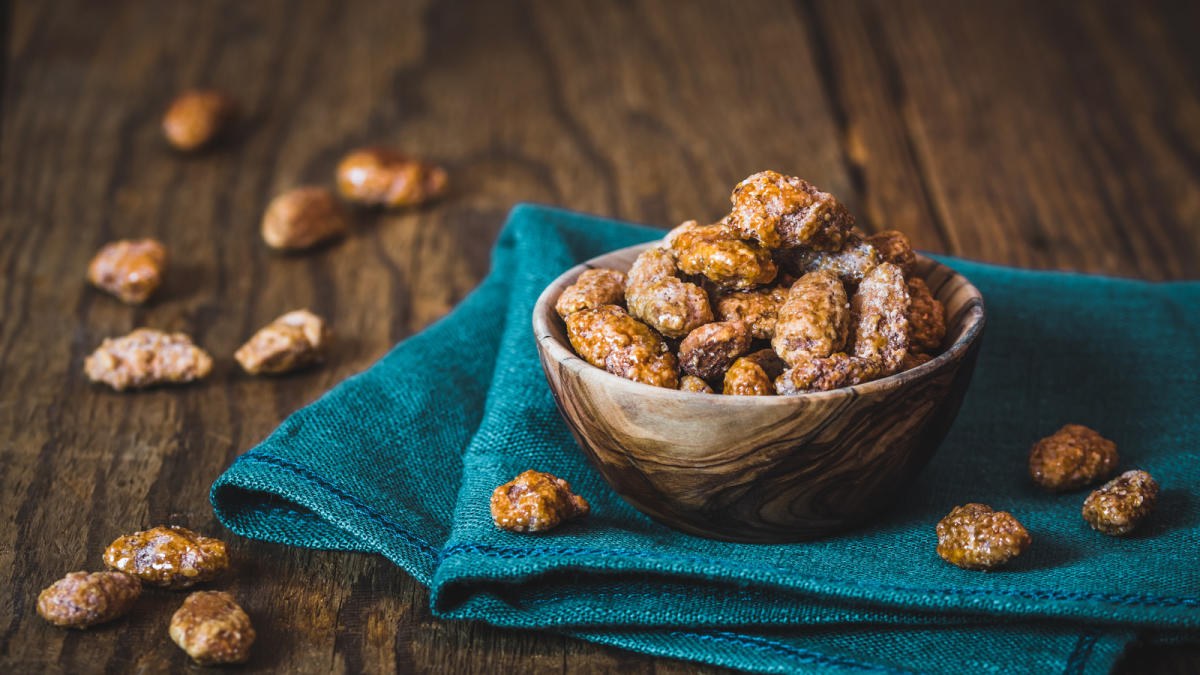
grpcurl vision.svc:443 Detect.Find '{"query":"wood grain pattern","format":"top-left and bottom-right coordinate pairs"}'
top-left (534, 244), bottom-right (984, 542)
top-left (1, 0), bottom-right (1196, 672)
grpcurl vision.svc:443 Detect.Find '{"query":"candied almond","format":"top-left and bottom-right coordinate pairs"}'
top-left (37, 571), bottom-right (141, 629)
top-left (261, 186), bottom-right (348, 250)
top-left (235, 309), bottom-right (331, 375)
top-left (490, 470), bottom-right (589, 533)
top-left (162, 89), bottom-right (238, 151)
top-left (1082, 470), bottom-right (1158, 536)
top-left (84, 329), bottom-right (212, 391)
top-left (103, 525), bottom-right (228, 589)
top-left (86, 239), bottom-right (168, 304)
top-left (336, 147), bottom-right (448, 208)
top-left (1028, 424), bottom-right (1118, 492)
top-left (936, 503), bottom-right (1030, 571)
top-left (169, 591), bottom-right (255, 665)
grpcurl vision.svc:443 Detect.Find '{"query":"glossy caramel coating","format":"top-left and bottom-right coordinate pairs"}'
top-left (774, 353), bottom-right (883, 395)
top-left (103, 526), bottom-right (229, 589)
top-left (1082, 470), bottom-right (1159, 536)
top-left (162, 89), bottom-right (237, 151)
top-left (624, 248), bottom-right (712, 338)
top-left (86, 239), bottom-right (168, 304)
top-left (564, 305), bottom-right (679, 388)
top-left (490, 470), bottom-right (590, 533)
top-left (772, 270), bottom-right (850, 367)
top-left (679, 375), bottom-right (714, 394)
top-left (37, 571), bottom-right (141, 629)
top-left (722, 349), bottom-right (785, 396)
top-left (906, 277), bottom-right (946, 354)
top-left (677, 320), bottom-right (751, 381)
top-left (850, 262), bottom-right (910, 373)
top-left (727, 171), bottom-right (852, 250)
top-left (866, 230), bottom-right (916, 277)
top-left (84, 329), bottom-right (213, 391)
top-left (936, 503), bottom-right (1031, 571)
top-left (1028, 424), bottom-right (1118, 492)
top-left (169, 591), bottom-right (255, 665)
top-left (780, 234), bottom-right (879, 288)
top-left (235, 309), bottom-right (331, 375)
top-left (712, 285), bottom-right (789, 340)
top-left (555, 268), bottom-right (627, 318)
top-left (261, 186), bottom-right (348, 250)
top-left (669, 220), bottom-right (777, 290)
top-left (336, 147), bottom-right (448, 208)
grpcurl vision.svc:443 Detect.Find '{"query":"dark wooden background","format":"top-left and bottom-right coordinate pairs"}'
top-left (2, 0), bottom-right (1197, 672)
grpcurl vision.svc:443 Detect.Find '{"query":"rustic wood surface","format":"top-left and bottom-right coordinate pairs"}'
top-left (2, 0), bottom-right (1197, 672)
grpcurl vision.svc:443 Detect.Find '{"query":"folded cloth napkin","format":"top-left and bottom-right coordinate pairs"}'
top-left (212, 204), bottom-right (1200, 674)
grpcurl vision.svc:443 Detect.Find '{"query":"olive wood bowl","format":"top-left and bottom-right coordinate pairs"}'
top-left (532, 242), bottom-right (986, 543)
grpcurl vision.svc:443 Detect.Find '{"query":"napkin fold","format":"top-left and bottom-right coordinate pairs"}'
top-left (212, 204), bottom-right (1200, 674)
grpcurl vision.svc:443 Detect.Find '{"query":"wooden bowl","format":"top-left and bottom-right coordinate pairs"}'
top-left (532, 242), bottom-right (986, 543)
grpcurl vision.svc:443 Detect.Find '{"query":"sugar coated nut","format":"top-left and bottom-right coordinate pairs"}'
top-left (669, 220), bottom-right (777, 290)
top-left (679, 375), bottom-right (714, 393)
top-left (1028, 424), bottom-right (1118, 492)
top-left (678, 320), bottom-right (751, 381)
top-left (936, 503), bottom-right (1031, 571)
top-left (1082, 469), bottom-right (1159, 536)
top-left (866, 230), bottom-right (916, 278)
top-left (713, 285), bottom-right (789, 340)
top-left (86, 239), bottom-right (168, 304)
top-left (37, 571), bottom-right (141, 629)
top-left (781, 234), bottom-right (879, 287)
top-left (84, 329), bottom-right (213, 391)
top-left (772, 270), bottom-right (850, 367)
top-left (556, 268), bottom-right (628, 318)
top-left (774, 353), bottom-right (882, 395)
top-left (851, 262), bottom-right (910, 373)
top-left (335, 147), bottom-right (448, 208)
top-left (103, 525), bottom-right (229, 589)
top-left (235, 309), bottom-right (331, 375)
top-left (728, 170), bottom-right (852, 250)
top-left (162, 89), bottom-right (237, 151)
top-left (906, 277), bottom-right (946, 354)
top-left (169, 591), bottom-right (255, 665)
top-left (723, 349), bottom-right (785, 396)
top-left (261, 186), bottom-right (348, 250)
top-left (624, 247), bottom-right (713, 338)
top-left (490, 470), bottom-right (590, 533)
top-left (565, 305), bottom-right (679, 388)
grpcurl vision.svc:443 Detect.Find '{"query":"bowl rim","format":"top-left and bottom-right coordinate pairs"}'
top-left (532, 241), bottom-right (986, 405)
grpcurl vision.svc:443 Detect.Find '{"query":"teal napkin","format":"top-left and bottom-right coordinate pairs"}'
top-left (212, 204), bottom-right (1200, 674)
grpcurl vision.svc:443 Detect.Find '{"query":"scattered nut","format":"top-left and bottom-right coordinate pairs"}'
top-left (724, 349), bottom-right (785, 396)
top-left (678, 320), bottom-right (751, 381)
top-left (103, 525), bottom-right (229, 589)
top-left (169, 591), bottom-right (255, 665)
top-left (335, 147), bottom-right (448, 208)
top-left (37, 571), bottom-right (141, 629)
top-left (1082, 469), bottom-right (1159, 536)
top-left (235, 309), bottom-right (331, 375)
top-left (555, 268), bottom-right (627, 318)
top-left (772, 270), bottom-right (850, 367)
top-left (850, 262), bottom-right (910, 374)
top-left (84, 329), bottom-right (213, 391)
top-left (1028, 424), bottom-right (1118, 492)
top-left (490, 470), bottom-right (590, 533)
top-left (624, 247), bottom-right (713, 338)
top-left (906, 277), bottom-right (946, 354)
top-left (727, 170), bottom-right (852, 250)
top-left (565, 305), bottom-right (679, 388)
top-left (162, 89), bottom-right (238, 152)
top-left (866, 230), bottom-right (916, 278)
top-left (86, 239), bottom-right (168, 304)
top-left (679, 375), bottom-right (714, 393)
top-left (261, 186), bottom-right (348, 250)
top-left (936, 503), bottom-right (1031, 571)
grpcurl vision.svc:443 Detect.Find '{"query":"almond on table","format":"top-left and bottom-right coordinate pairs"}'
top-left (235, 309), bottom-right (331, 375)
top-left (335, 147), bottom-right (448, 208)
top-left (86, 238), bottom-right (168, 304)
top-left (84, 329), bottom-right (212, 391)
top-left (37, 571), bottom-right (141, 629)
top-left (169, 591), bottom-right (255, 665)
top-left (103, 525), bottom-right (229, 589)
top-left (162, 89), bottom-right (238, 152)
top-left (261, 186), bottom-right (349, 251)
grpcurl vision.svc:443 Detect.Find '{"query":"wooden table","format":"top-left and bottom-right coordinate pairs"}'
top-left (3, 1), bottom-right (1197, 672)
